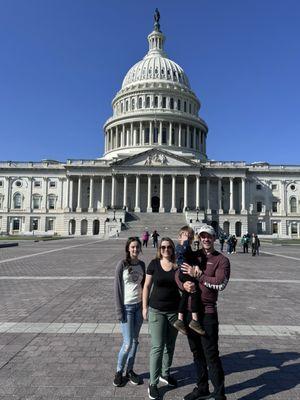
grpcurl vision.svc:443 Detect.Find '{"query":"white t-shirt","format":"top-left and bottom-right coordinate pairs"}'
top-left (123, 263), bottom-right (144, 305)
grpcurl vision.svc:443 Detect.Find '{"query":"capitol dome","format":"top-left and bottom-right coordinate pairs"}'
top-left (103, 12), bottom-right (208, 161)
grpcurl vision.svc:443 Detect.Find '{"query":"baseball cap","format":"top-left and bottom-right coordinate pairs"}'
top-left (199, 224), bottom-right (216, 237)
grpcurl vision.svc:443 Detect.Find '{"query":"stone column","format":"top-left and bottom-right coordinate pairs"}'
top-left (130, 123), bottom-right (134, 146)
top-left (26, 177), bottom-right (33, 212)
top-left (121, 124), bottom-right (125, 147)
top-left (218, 178), bottom-right (223, 214)
top-left (101, 177), bottom-right (106, 208)
top-left (206, 179), bottom-right (211, 214)
top-left (193, 127), bottom-right (196, 149)
top-left (183, 176), bottom-right (188, 211)
top-left (76, 176), bottom-right (82, 212)
top-left (4, 177), bottom-right (11, 212)
top-left (88, 176), bottom-right (94, 212)
top-left (229, 177), bottom-right (235, 214)
top-left (123, 175), bottom-right (128, 209)
top-left (241, 177), bottom-right (247, 214)
top-left (59, 178), bottom-right (64, 210)
top-left (280, 180), bottom-right (286, 215)
top-left (168, 122), bottom-right (172, 146)
top-left (171, 175), bottom-right (177, 213)
top-left (111, 175), bottom-right (116, 208)
top-left (159, 175), bottom-right (165, 213)
top-left (133, 126), bottom-right (137, 146)
top-left (69, 178), bottom-right (74, 211)
top-left (134, 175), bottom-right (140, 212)
top-left (140, 122), bottom-right (144, 145)
top-left (179, 123), bottom-right (182, 147)
top-left (147, 175), bottom-right (152, 212)
top-left (195, 176), bottom-right (200, 209)
top-left (64, 176), bottom-right (70, 211)
top-left (41, 177), bottom-right (48, 212)
top-left (159, 121), bottom-right (162, 145)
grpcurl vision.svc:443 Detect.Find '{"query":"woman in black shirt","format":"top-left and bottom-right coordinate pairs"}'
top-left (143, 237), bottom-right (180, 400)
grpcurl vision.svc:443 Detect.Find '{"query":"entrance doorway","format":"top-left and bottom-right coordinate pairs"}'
top-left (93, 220), bottom-right (100, 235)
top-left (151, 196), bottom-right (160, 212)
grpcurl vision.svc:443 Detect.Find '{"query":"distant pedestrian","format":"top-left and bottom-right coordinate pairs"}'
top-left (113, 237), bottom-right (145, 387)
top-left (241, 234), bottom-right (249, 253)
top-left (142, 230), bottom-right (150, 247)
top-left (232, 235), bottom-right (237, 254)
top-left (219, 233), bottom-right (225, 252)
top-left (151, 230), bottom-right (160, 248)
top-left (251, 233), bottom-right (260, 256)
top-left (226, 235), bottom-right (233, 254)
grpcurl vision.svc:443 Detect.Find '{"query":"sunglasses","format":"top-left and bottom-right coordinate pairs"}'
top-left (161, 245), bottom-right (172, 251)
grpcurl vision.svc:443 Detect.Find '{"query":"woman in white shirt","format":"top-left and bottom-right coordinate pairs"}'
top-left (114, 237), bottom-right (145, 387)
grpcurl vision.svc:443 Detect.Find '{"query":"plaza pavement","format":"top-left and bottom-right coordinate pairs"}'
top-left (0, 236), bottom-right (299, 400)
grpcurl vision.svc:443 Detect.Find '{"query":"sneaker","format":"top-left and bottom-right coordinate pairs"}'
top-left (183, 386), bottom-right (211, 400)
top-left (174, 319), bottom-right (188, 335)
top-left (148, 384), bottom-right (160, 399)
top-left (159, 375), bottom-right (178, 387)
top-left (126, 370), bottom-right (140, 385)
top-left (113, 371), bottom-right (123, 387)
top-left (189, 320), bottom-right (206, 336)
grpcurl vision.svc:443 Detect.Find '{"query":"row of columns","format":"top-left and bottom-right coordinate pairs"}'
top-left (69, 175), bottom-right (247, 214)
top-left (105, 122), bottom-right (206, 154)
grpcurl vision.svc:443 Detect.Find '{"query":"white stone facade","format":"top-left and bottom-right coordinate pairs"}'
top-left (1, 17), bottom-right (300, 238)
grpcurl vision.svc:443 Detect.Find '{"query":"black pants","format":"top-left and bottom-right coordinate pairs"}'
top-left (243, 244), bottom-right (248, 253)
top-left (178, 272), bottom-right (200, 314)
top-left (186, 313), bottom-right (226, 400)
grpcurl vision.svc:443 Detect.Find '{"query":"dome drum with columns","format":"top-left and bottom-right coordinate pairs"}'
top-left (0, 11), bottom-right (300, 239)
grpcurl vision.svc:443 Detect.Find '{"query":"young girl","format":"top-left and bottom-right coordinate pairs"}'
top-left (114, 237), bottom-right (145, 387)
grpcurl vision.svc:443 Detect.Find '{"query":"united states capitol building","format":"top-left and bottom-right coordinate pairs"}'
top-left (1, 13), bottom-right (300, 238)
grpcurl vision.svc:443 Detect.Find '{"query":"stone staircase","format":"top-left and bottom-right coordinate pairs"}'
top-left (120, 212), bottom-right (188, 239)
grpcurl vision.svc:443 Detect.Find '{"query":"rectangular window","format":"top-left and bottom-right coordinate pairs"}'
top-left (46, 218), bottom-right (54, 231)
top-left (257, 222), bottom-right (263, 234)
top-left (170, 98), bottom-right (174, 110)
top-left (48, 197), bottom-right (55, 210)
top-left (49, 181), bottom-right (56, 188)
top-left (33, 197), bottom-right (40, 209)
top-left (291, 222), bottom-right (298, 234)
top-left (272, 184), bottom-right (278, 190)
top-left (162, 97), bottom-right (166, 108)
top-left (32, 219), bottom-right (39, 231)
top-left (184, 101), bottom-right (187, 112)
top-left (177, 99), bottom-right (181, 111)
top-left (144, 127), bottom-right (149, 144)
top-left (0, 180), bottom-right (3, 187)
top-left (189, 103), bottom-right (192, 113)
top-left (257, 201), bottom-right (262, 212)
top-left (34, 181), bottom-right (41, 187)
top-left (154, 96), bottom-right (158, 108)
top-left (256, 184), bottom-right (262, 190)
top-left (153, 127), bottom-right (158, 143)
top-left (162, 128), bottom-right (167, 144)
top-left (272, 222), bottom-right (278, 234)
top-left (272, 201), bottom-right (278, 212)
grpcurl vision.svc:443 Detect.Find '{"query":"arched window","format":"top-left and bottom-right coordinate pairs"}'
top-left (138, 97), bottom-right (143, 109)
top-left (48, 195), bottom-right (56, 210)
top-left (125, 100), bottom-right (129, 111)
top-left (13, 193), bottom-right (22, 209)
top-left (146, 96), bottom-right (150, 108)
top-left (131, 98), bottom-right (135, 110)
top-left (32, 194), bottom-right (41, 209)
top-left (290, 197), bottom-right (297, 213)
top-left (154, 96), bottom-right (158, 108)
top-left (121, 102), bottom-right (124, 113)
top-left (170, 98), bottom-right (174, 110)
top-left (177, 99), bottom-right (181, 111)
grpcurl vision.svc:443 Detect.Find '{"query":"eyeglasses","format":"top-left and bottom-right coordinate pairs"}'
top-left (161, 245), bottom-right (172, 251)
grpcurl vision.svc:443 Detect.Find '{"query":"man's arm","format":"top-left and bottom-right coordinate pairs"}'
top-left (199, 257), bottom-right (230, 291)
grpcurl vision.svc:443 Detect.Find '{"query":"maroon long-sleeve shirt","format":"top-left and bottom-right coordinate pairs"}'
top-left (175, 249), bottom-right (230, 314)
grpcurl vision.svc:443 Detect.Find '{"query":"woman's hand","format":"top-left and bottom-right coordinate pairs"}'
top-left (142, 307), bottom-right (148, 321)
top-left (183, 281), bottom-right (196, 293)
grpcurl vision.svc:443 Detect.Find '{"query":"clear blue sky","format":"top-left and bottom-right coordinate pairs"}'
top-left (1, 0), bottom-right (300, 164)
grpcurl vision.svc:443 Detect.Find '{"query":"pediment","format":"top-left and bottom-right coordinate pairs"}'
top-left (111, 149), bottom-right (198, 168)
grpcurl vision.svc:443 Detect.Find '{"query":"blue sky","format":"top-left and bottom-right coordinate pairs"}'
top-left (1, 0), bottom-right (300, 164)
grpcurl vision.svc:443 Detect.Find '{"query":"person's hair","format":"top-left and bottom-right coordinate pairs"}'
top-left (156, 237), bottom-right (176, 263)
top-left (124, 236), bottom-right (142, 273)
top-left (178, 225), bottom-right (194, 238)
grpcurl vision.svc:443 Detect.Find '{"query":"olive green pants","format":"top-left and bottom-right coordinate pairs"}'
top-left (148, 308), bottom-right (178, 385)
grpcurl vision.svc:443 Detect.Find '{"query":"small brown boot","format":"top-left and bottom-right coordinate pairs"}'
top-left (173, 319), bottom-right (187, 335)
top-left (189, 319), bottom-right (206, 335)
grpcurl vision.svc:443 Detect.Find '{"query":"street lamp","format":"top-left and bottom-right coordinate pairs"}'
top-left (113, 208), bottom-right (116, 222)
top-left (196, 207), bottom-right (200, 222)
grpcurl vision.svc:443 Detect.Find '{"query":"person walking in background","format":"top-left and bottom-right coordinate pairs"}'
top-left (177, 224), bottom-right (230, 400)
top-left (241, 234), bottom-right (249, 253)
top-left (142, 230), bottom-right (150, 247)
top-left (219, 233), bottom-right (225, 252)
top-left (151, 230), bottom-right (160, 248)
top-left (143, 237), bottom-right (180, 400)
top-left (113, 237), bottom-right (145, 387)
top-left (231, 235), bottom-right (237, 254)
top-left (226, 235), bottom-right (233, 254)
top-left (251, 233), bottom-right (260, 256)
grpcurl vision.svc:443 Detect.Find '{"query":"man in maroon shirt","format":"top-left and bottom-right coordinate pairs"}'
top-left (176, 224), bottom-right (230, 400)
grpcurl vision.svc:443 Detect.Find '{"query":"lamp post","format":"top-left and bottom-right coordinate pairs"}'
top-left (196, 207), bottom-right (200, 222)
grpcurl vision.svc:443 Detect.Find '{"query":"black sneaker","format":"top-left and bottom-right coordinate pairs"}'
top-left (148, 384), bottom-right (160, 399)
top-left (174, 319), bottom-right (188, 335)
top-left (126, 370), bottom-right (141, 385)
top-left (113, 371), bottom-right (123, 387)
top-left (159, 375), bottom-right (178, 387)
top-left (183, 386), bottom-right (211, 400)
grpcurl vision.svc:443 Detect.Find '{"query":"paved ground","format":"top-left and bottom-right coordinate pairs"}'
top-left (0, 237), bottom-right (299, 400)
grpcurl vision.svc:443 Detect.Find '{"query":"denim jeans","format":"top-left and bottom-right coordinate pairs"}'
top-left (117, 302), bottom-right (143, 373)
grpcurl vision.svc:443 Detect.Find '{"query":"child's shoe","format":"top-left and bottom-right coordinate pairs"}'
top-left (189, 320), bottom-right (206, 335)
top-left (173, 319), bottom-right (187, 335)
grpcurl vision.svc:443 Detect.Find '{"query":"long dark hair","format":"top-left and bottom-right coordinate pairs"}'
top-left (156, 237), bottom-right (176, 263)
top-left (124, 236), bottom-right (142, 273)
